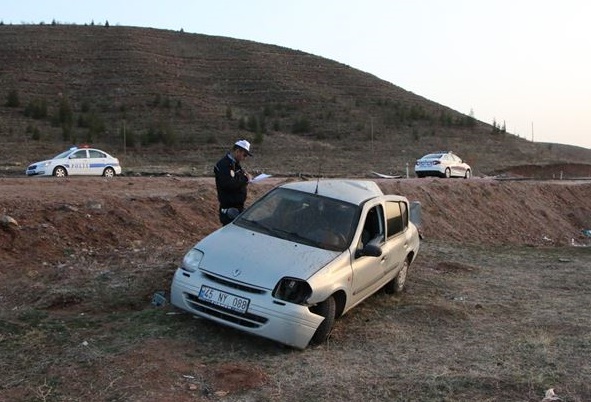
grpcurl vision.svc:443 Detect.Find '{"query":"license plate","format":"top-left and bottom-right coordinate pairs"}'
top-left (198, 285), bottom-right (250, 314)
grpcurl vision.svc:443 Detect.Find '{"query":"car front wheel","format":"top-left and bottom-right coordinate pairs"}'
top-left (464, 169), bottom-right (471, 179)
top-left (53, 166), bottom-right (67, 177)
top-left (309, 295), bottom-right (336, 345)
top-left (103, 167), bottom-right (115, 177)
top-left (385, 259), bottom-right (409, 294)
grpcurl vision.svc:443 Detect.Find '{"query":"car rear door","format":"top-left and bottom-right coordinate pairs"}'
top-left (381, 198), bottom-right (409, 279)
top-left (88, 149), bottom-right (107, 175)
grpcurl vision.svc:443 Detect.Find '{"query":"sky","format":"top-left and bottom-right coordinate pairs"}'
top-left (3, 0), bottom-right (591, 149)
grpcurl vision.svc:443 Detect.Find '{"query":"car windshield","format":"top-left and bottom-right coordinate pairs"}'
top-left (53, 149), bottom-right (74, 159)
top-left (235, 187), bottom-right (359, 252)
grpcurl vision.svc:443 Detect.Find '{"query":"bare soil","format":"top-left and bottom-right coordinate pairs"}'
top-left (1, 176), bottom-right (590, 401)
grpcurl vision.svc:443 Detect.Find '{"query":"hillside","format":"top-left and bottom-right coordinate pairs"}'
top-left (1, 24), bottom-right (591, 178)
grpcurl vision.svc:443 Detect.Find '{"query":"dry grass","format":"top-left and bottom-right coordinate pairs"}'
top-left (1, 240), bottom-right (590, 401)
top-left (1, 177), bottom-right (590, 401)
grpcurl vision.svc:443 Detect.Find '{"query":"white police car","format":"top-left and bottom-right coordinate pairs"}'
top-left (26, 146), bottom-right (122, 177)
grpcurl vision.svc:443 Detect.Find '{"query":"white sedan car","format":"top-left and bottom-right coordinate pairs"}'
top-left (26, 146), bottom-right (122, 177)
top-left (171, 180), bottom-right (421, 349)
top-left (415, 151), bottom-right (471, 178)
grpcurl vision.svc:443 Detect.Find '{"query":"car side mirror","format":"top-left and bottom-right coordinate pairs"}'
top-left (355, 244), bottom-right (382, 258)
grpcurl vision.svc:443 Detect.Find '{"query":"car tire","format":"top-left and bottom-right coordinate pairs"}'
top-left (53, 166), bottom-right (67, 177)
top-left (444, 168), bottom-right (451, 178)
top-left (385, 259), bottom-right (409, 294)
top-left (309, 295), bottom-right (336, 345)
top-left (464, 169), bottom-right (471, 179)
top-left (103, 167), bottom-right (115, 177)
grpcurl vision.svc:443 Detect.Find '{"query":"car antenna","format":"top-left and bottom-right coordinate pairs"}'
top-left (314, 160), bottom-right (322, 195)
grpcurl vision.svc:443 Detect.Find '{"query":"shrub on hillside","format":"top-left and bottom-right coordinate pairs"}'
top-left (24, 99), bottom-right (48, 119)
top-left (5, 89), bottom-right (20, 107)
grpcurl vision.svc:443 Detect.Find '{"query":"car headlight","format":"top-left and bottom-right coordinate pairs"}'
top-left (272, 277), bottom-right (312, 305)
top-left (42, 162), bottom-right (52, 167)
top-left (180, 248), bottom-right (204, 273)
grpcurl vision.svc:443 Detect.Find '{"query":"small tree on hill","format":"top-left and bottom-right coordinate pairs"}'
top-left (24, 98), bottom-right (48, 119)
top-left (5, 89), bottom-right (20, 107)
top-left (57, 97), bottom-right (74, 142)
top-left (254, 131), bottom-right (264, 145)
top-left (292, 117), bottom-right (311, 134)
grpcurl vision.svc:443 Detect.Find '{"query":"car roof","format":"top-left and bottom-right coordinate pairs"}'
top-left (420, 151), bottom-right (456, 158)
top-left (279, 179), bottom-right (383, 205)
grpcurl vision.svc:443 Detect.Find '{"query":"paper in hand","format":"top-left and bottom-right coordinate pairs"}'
top-left (250, 173), bottom-right (272, 183)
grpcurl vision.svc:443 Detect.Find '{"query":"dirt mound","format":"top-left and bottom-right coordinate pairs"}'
top-left (2, 177), bottom-right (589, 265)
top-left (494, 163), bottom-right (591, 179)
top-left (2, 177), bottom-right (589, 304)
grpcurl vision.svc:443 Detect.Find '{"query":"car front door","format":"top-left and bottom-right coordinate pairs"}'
top-left (68, 149), bottom-right (89, 175)
top-left (350, 202), bottom-right (387, 304)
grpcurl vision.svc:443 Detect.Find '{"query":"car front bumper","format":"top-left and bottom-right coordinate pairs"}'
top-left (26, 169), bottom-right (49, 176)
top-left (170, 269), bottom-right (325, 349)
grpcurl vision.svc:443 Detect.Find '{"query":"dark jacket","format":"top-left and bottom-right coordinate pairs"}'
top-left (214, 153), bottom-right (249, 210)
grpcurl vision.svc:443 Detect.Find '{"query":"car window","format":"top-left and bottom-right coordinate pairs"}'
top-left (359, 205), bottom-right (385, 249)
top-left (386, 202), bottom-right (404, 238)
top-left (400, 201), bottom-right (408, 231)
top-left (70, 150), bottom-right (88, 159)
top-left (89, 150), bottom-right (106, 158)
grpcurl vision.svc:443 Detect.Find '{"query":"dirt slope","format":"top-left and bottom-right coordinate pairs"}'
top-left (2, 176), bottom-right (589, 302)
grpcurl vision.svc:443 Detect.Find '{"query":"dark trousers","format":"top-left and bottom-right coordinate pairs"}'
top-left (219, 210), bottom-right (233, 226)
top-left (219, 207), bottom-right (242, 226)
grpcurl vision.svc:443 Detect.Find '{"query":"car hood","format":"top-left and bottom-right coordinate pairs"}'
top-left (29, 159), bottom-right (54, 166)
top-left (194, 224), bottom-right (341, 289)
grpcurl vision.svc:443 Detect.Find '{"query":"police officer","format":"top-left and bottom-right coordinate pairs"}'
top-left (214, 139), bottom-right (253, 225)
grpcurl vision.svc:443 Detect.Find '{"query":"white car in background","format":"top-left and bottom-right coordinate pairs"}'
top-left (414, 151), bottom-right (471, 178)
top-left (170, 179), bottom-right (421, 349)
top-left (26, 146), bottom-right (122, 177)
